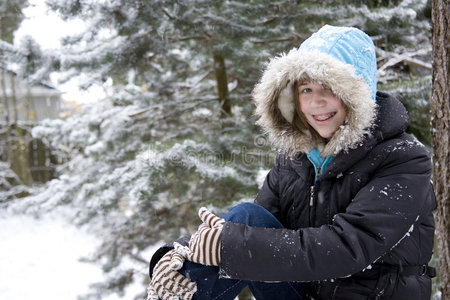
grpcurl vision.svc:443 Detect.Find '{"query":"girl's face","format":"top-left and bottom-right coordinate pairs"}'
top-left (298, 81), bottom-right (347, 139)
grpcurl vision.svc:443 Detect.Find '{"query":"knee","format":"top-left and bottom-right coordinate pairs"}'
top-left (224, 203), bottom-right (282, 228)
top-left (228, 202), bottom-right (266, 218)
top-left (234, 202), bottom-right (260, 210)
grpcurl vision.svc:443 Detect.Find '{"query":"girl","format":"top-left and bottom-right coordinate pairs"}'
top-left (148, 25), bottom-right (436, 300)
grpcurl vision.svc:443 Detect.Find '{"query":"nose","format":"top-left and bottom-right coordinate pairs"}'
top-left (310, 91), bottom-right (327, 107)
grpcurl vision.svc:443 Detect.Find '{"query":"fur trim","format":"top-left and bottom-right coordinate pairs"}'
top-left (253, 49), bottom-right (377, 157)
top-left (277, 82), bottom-right (295, 123)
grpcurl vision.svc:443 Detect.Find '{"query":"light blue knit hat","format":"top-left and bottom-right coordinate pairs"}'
top-left (299, 25), bottom-right (377, 101)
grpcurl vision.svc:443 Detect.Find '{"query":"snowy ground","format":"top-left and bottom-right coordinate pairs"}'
top-left (0, 210), bottom-right (145, 300)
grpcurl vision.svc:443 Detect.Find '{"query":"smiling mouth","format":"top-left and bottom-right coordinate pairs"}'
top-left (313, 112), bottom-right (336, 121)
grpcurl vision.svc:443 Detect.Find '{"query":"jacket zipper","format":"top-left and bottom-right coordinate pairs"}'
top-left (317, 165), bottom-right (322, 178)
top-left (309, 163), bottom-right (322, 226)
top-left (309, 185), bottom-right (315, 206)
top-left (310, 165), bottom-right (321, 206)
top-left (309, 185), bottom-right (315, 226)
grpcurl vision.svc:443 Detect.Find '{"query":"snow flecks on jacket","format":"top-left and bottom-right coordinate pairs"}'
top-left (390, 215), bottom-right (420, 251)
top-left (376, 183), bottom-right (412, 203)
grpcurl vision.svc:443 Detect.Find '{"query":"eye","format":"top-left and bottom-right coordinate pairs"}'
top-left (301, 88), bottom-right (312, 93)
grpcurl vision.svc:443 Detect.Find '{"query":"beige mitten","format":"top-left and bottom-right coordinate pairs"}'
top-left (147, 249), bottom-right (197, 300)
top-left (175, 207), bottom-right (225, 266)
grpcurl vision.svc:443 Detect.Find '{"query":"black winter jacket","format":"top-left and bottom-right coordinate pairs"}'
top-left (220, 93), bottom-right (436, 299)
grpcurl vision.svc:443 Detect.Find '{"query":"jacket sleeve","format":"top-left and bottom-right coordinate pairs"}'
top-left (219, 142), bottom-right (433, 282)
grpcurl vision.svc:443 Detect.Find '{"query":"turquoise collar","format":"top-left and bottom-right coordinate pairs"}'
top-left (307, 148), bottom-right (334, 183)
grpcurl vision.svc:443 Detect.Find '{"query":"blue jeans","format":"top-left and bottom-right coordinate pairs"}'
top-left (179, 203), bottom-right (305, 300)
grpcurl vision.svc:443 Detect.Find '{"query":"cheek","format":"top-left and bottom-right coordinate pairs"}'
top-left (333, 98), bottom-right (346, 116)
top-left (298, 98), bottom-right (308, 114)
top-left (339, 103), bottom-right (347, 119)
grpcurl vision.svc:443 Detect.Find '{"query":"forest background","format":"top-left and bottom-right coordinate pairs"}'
top-left (0, 0), bottom-right (445, 299)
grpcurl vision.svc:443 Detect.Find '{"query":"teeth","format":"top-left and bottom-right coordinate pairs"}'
top-left (314, 113), bottom-right (335, 121)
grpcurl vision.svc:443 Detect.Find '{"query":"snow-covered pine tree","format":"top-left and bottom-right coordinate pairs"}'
top-left (11, 1), bottom-right (434, 299)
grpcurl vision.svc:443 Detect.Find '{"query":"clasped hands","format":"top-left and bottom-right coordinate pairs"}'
top-left (147, 207), bottom-right (225, 300)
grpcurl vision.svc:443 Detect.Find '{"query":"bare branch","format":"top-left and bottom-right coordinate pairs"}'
top-left (377, 47), bottom-right (432, 77)
top-left (251, 37), bottom-right (296, 44)
top-left (161, 7), bottom-right (174, 19)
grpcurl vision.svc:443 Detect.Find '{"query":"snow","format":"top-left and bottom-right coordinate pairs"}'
top-left (0, 210), bottom-right (144, 300)
top-left (256, 169), bottom-right (270, 188)
top-left (14, 0), bottom-right (85, 50)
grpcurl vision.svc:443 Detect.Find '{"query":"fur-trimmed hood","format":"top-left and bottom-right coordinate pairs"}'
top-left (253, 25), bottom-right (378, 157)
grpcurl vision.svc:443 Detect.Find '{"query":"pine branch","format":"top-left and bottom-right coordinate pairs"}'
top-left (128, 253), bottom-right (148, 265)
top-left (377, 47), bottom-right (432, 76)
top-left (251, 35), bottom-right (298, 44)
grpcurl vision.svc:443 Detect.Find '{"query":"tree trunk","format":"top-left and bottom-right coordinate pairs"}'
top-left (431, 0), bottom-right (449, 298)
top-left (8, 72), bottom-right (33, 185)
top-left (9, 71), bottom-right (18, 124)
top-left (213, 53), bottom-right (231, 117)
top-left (1, 68), bottom-right (10, 124)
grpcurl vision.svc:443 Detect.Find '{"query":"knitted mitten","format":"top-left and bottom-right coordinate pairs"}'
top-left (175, 207), bottom-right (225, 266)
top-left (147, 249), bottom-right (197, 300)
